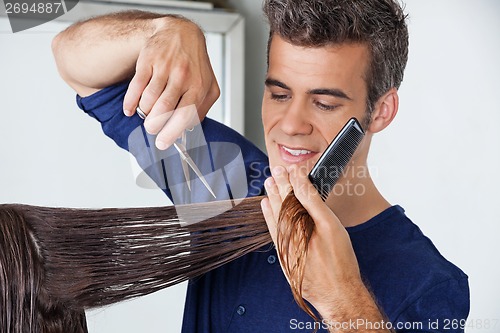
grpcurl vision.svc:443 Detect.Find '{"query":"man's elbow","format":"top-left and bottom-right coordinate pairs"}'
top-left (51, 32), bottom-right (71, 85)
top-left (51, 32), bottom-right (94, 96)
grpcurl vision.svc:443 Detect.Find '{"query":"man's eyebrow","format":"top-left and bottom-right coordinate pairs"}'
top-left (308, 88), bottom-right (352, 100)
top-left (265, 78), bottom-right (352, 100)
top-left (264, 78), bottom-right (290, 90)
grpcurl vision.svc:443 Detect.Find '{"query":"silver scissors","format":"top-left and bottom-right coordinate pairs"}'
top-left (173, 130), bottom-right (217, 199)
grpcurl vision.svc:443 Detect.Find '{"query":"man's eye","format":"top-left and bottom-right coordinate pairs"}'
top-left (315, 101), bottom-right (338, 111)
top-left (271, 93), bottom-right (289, 101)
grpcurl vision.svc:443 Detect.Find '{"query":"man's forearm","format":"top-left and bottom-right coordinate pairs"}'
top-left (52, 11), bottom-right (184, 95)
top-left (317, 280), bottom-right (393, 333)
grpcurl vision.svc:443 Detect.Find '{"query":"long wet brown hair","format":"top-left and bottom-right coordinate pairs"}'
top-left (0, 194), bottom-right (315, 332)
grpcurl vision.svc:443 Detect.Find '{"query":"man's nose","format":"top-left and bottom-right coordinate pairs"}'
top-left (279, 101), bottom-right (313, 136)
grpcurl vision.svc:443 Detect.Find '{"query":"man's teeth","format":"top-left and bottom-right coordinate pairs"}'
top-left (282, 146), bottom-right (312, 156)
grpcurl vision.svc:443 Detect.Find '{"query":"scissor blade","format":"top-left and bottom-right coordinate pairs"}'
top-left (184, 157), bottom-right (217, 199)
top-left (174, 142), bottom-right (216, 199)
top-left (181, 159), bottom-right (191, 191)
top-left (173, 142), bottom-right (191, 190)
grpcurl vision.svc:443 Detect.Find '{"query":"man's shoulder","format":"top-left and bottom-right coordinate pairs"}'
top-left (351, 205), bottom-right (467, 281)
top-left (350, 205), bottom-right (469, 322)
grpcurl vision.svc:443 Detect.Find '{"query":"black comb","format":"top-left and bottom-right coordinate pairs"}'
top-left (308, 118), bottom-right (365, 201)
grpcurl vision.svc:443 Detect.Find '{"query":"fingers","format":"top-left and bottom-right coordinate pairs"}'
top-left (261, 166), bottom-right (294, 242)
top-left (125, 63), bottom-right (182, 126)
top-left (265, 167), bottom-right (293, 222)
top-left (143, 82), bottom-right (185, 136)
top-left (138, 73), bottom-right (170, 118)
top-left (287, 165), bottom-right (342, 232)
top-left (154, 104), bottom-right (198, 150)
top-left (123, 66), bottom-right (151, 116)
top-left (124, 68), bottom-right (215, 151)
top-left (123, 61), bottom-right (218, 151)
top-left (261, 196), bottom-right (277, 244)
top-left (262, 164), bottom-right (342, 235)
top-left (143, 74), bottom-right (217, 140)
top-left (122, 21), bottom-right (220, 151)
top-left (271, 166), bottom-right (293, 201)
top-left (197, 75), bottom-right (220, 119)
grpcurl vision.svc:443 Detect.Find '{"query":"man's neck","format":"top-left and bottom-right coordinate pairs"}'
top-left (326, 169), bottom-right (390, 228)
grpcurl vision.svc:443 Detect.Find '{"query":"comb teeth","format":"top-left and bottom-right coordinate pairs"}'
top-left (308, 118), bottom-right (365, 201)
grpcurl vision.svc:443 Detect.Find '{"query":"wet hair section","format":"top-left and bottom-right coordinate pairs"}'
top-left (0, 190), bottom-right (320, 331)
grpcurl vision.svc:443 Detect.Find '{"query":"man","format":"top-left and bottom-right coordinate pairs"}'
top-left (52, 0), bottom-right (469, 332)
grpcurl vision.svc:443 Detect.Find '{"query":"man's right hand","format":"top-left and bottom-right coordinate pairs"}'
top-left (52, 11), bottom-right (220, 150)
top-left (125, 17), bottom-right (219, 149)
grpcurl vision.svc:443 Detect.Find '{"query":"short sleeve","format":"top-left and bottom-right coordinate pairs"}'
top-left (393, 277), bottom-right (470, 333)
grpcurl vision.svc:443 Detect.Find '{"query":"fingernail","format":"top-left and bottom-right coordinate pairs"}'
top-left (260, 198), bottom-right (267, 209)
top-left (264, 177), bottom-right (274, 188)
top-left (287, 164), bottom-right (297, 175)
top-left (124, 109), bottom-right (131, 116)
top-left (156, 140), bottom-right (168, 150)
top-left (272, 166), bottom-right (283, 176)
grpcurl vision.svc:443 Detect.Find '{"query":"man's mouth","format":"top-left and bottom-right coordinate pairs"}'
top-left (279, 144), bottom-right (317, 164)
top-left (282, 146), bottom-right (312, 156)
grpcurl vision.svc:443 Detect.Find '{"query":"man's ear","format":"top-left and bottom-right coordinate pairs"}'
top-left (368, 88), bottom-right (399, 133)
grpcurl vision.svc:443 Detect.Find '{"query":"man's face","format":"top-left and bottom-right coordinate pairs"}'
top-left (262, 35), bottom-right (370, 173)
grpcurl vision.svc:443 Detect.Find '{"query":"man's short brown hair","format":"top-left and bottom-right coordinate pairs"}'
top-left (263, 0), bottom-right (409, 121)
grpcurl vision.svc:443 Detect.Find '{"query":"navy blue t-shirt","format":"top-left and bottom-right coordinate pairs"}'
top-left (77, 81), bottom-right (469, 333)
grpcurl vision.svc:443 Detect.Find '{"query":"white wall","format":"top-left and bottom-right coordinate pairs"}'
top-left (373, 1), bottom-right (500, 330)
top-left (228, 0), bottom-right (268, 150)
top-left (231, 0), bottom-right (500, 331)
